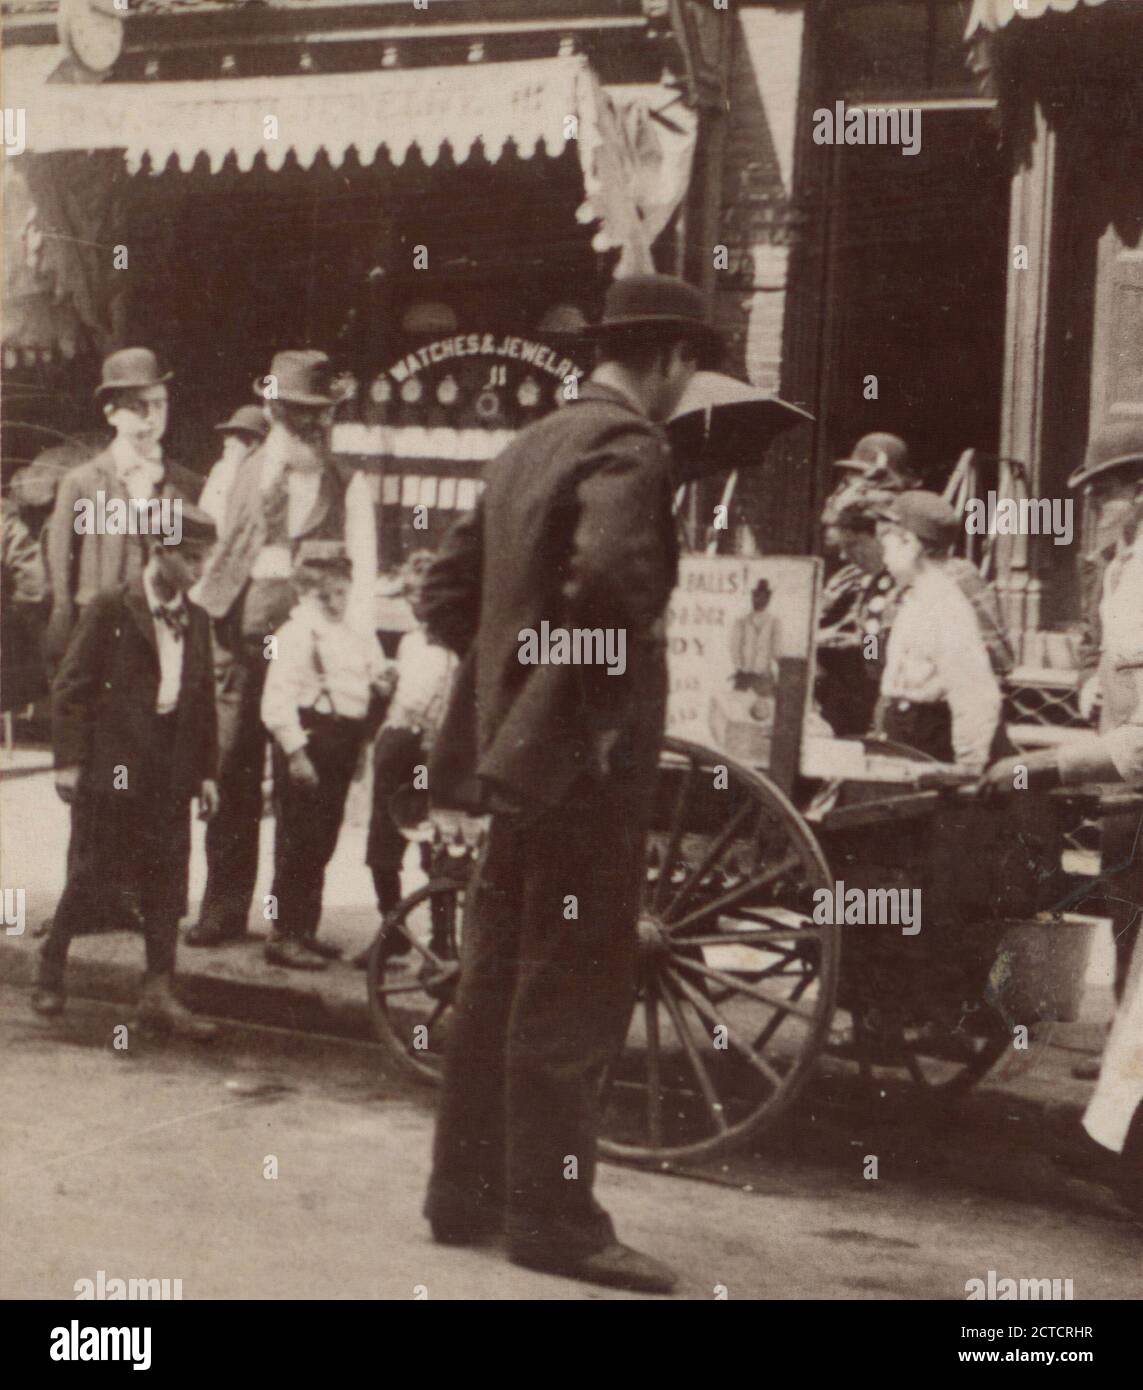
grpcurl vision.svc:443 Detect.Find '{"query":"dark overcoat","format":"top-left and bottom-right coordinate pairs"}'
top-left (421, 382), bottom-right (679, 811)
top-left (52, 581), bottom-right (218, 804)
top-left (44, 448), bottom-right (203, 662)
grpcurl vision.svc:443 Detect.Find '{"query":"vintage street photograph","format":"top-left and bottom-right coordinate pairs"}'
top-left (1, 0), bottom-right (1141, 1331)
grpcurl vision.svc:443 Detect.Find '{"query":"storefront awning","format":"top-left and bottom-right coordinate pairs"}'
top-left (4, 51), bottom-right (589, 171)
top-left (966, 0), bottom-right (1128, 36)
top-left (3, 47), bottom-right (695, 287)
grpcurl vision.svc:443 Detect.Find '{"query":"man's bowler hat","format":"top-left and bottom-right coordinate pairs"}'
top-left (1067, 420), bottom-right (1143, 491)
top-left (255, 350), bottom-right (339, 407)
top-left (834, 432), bottom-right (912, 486)
top-left (875, 490), bottom-right (960, 549)
top-left (215, 404), bottom-right (268, 441)
top-left (589, 274), bottom-right (723, 360)
top-left (752, 578), bottom-right (772, 599)
top-left (94, 347), bottom-right (172, 398)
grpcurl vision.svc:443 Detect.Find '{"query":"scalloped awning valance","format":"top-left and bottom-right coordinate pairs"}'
top-left (966, 0), bottom-right (1131, 36)
top-left (5, 51), bottom-right (597, 172)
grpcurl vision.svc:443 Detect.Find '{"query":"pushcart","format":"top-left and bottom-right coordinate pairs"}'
top-left (362, 385), bottom-right (1113, 1164)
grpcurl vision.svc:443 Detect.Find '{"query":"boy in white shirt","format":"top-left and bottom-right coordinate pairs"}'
top-left (874, 492), bottom-right (1003, 771)
top-left (261, 541), bottom-right (395, 970)
top-left (359, 551), bottom-right (457, 967)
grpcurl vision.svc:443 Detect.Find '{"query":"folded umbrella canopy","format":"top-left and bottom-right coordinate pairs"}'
top-left (666, 371), bottom-right (813, 484)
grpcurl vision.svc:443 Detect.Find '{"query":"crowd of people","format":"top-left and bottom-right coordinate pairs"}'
top-left (3, 272), bottom-right (1141, 1291)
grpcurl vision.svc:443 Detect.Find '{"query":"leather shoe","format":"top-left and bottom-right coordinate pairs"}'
top-left (185, 922), bottom-right (248, 948)
top-left (1071, 1057), bottom-right (1101, 1081)
top-left (430, 1214), bottom-right (502, 1247)
top-left (354, 932), bottom-right (413, 970)
top-left (31, 987), bottom-right (65, 1017)
top-left (1053, 1126), bottom-right (1120, 1187)
top-left (511, 1241), bottom-right (677, 1295)
top-left (265, 938), bottom-right (327, 972)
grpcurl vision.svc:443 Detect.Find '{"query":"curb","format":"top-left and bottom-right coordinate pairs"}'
top-left (0, 935), bottom-right (377, 1045)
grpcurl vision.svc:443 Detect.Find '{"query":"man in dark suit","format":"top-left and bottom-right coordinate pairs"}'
top-left (44, 348), bottom-right (202, 669)
top-left (32, 504), bottom-right (220, 1039)
top-left (419, 275), bottom-right (721, 1294)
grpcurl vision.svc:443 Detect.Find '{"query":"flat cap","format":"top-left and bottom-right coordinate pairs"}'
top-left (174, 501), bottom-right (217, 547)
top-left (875, 489), bottom-right (960, 549)
top-left (216, 404), bottom-right (268, 440)
top-left (294, 539), bottom-right (352, 574)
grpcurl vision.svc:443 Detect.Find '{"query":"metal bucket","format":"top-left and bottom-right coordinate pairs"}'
top-left (987, 915), bottom-right (1101, 1024)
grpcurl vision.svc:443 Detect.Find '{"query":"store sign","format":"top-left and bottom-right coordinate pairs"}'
top-left (385, 333), bottom-right (585, 388)
top-left (666, 555), bottom-right (821, 775)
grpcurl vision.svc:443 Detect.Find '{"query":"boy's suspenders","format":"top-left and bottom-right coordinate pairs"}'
top-left (310, 629), bottom-right (337, 716)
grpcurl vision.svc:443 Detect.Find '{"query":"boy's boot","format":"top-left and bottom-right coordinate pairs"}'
top-left (137, 973), bottom-right (219, 1041)
top-left (31, 953), bottom-right (66, 1017)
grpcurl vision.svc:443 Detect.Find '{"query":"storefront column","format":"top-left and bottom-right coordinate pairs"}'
top-left (996, 100), bottom-right (1056, 661)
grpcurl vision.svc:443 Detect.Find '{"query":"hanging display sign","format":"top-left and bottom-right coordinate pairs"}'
top-left (384, 332), bottom-right (586, 389)
top-left (366, 331), bottom-right (588, 430)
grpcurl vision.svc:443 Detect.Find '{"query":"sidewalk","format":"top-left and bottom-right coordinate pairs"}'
top-left (0, 765), bottom-right (1115, 1118)
top-left (0, 764), bottom-right (384, 1042)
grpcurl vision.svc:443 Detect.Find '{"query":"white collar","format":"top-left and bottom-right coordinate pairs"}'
top-left (263, 425), bottom-right (324, 476)
top-left (111, 434), bottom-right (163, 480)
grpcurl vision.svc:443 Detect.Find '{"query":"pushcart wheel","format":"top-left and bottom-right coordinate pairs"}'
top-left (828, 1011), bottom-right (1008, 1098)
top-left (598, 737), bottom-right (838, 1165)
top-left (366, 876), bottom-right (465, 1084)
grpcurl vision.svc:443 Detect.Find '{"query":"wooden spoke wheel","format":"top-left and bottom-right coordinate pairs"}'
top-left (823, 1009), bottom-right (1009, 1099)
top-left (597, 738), bottom-right (839, 1164)
top-left (366, 869), bottom-right (467, 1084)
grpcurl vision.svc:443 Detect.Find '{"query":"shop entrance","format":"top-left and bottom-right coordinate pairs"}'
top-left (121, 144), bottom-right (601, 480)
top-left (820, 108), bottom-right (1010, 493)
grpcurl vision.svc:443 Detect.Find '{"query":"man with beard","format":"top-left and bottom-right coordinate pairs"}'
top-left (419, 274), bottom-right (722, 1294)
top-left (186, 351), bottom-right (377, 957)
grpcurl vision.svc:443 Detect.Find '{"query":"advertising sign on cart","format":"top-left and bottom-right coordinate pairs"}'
top-left (665, 554), bottom-right (822, 791)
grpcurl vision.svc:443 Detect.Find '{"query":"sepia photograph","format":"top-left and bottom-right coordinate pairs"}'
top-left (1, 0), bottom-right (1141, 1339)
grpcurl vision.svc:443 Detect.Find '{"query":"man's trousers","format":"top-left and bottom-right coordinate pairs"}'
top-left (425, 781), bottom-right (647, 1261)
top-left (41, 780), bottom-right (190, 984)
top-left (269, 712), bottom-right (365, 943)
top-left (198, 628), bottom-right (268, 937)
top-left (1100, 807), bottom-right (1143, 1001)
top-left (366, 724), bottom-right (425, 913)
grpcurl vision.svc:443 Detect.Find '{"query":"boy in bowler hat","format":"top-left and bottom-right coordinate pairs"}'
top-left (33, 503), bottom-right (221, 1039)
top-left (45, 348), bottom-right (202, 668)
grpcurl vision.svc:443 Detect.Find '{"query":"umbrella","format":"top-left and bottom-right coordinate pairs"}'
top-left (667, 371), bottom-right (813, 484)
